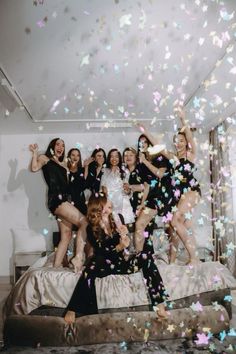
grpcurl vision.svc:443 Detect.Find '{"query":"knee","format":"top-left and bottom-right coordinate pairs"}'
top-left (171, 213), bottom-right (183, 228)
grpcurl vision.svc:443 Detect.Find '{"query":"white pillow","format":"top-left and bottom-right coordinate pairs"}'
top-left (12, 228), bottom-right (47, 253)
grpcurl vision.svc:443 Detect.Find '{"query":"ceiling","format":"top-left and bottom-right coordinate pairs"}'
top-left (0, 0), bottom-right (236, 134)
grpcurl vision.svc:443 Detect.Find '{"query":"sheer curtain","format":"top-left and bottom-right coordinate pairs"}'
top-left (209, 118), bottom-right (236, 276)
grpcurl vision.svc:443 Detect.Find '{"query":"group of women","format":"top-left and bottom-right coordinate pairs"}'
top-left (29, 107), bottom-right (201, 323)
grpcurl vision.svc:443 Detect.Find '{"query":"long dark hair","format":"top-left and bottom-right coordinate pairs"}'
top-left (137, 134), bottom-right (153, 161)
top-left (45, 138), bottom-right (65, 162)
top-left (174, 131), bottom-right (189, 150)
top-left (67, 148), bottom-right (82, 169)
top-left (91, 148), bottom-right (106, 167)
top-left (87, 194), bottom-right (116, 241)
top-left (106, 148), bottom-right (125, 179)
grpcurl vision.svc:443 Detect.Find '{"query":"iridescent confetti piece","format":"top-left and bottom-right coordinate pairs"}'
top-left (228, 328), bottom-right (236, 336)
top-left (219, 330), bottom-right (226, 342)
top-left (119, 341), bottom-right (128, 350)
top-left (139, 10), bottom-right (146, 29)
top-left (209, 343), bottom-right (216, 351)
top-left (167, 324), bottom-right (175, 332)
top-left (190, 301), bottom-right (203, 312)
top-left (198, 37), bottom-right (205, 46)
top-left (50, 99), bottom-right (60, 112)
top-left (220, 9), bottom-right (235, 21)
top-left (119, 14), bottom-right (132, 28)
top-left (195, 332), bottom-right (209, 345)
top-left (80, 54), bottom-right (90, 67)
top-left (184, 211), bottom-right (192, 220)
top-left (42, 228), bottom-right (49, 236)
top-left (212, 301), bottom-right (222, 311)
top-left (230, 67), bottom-right (236, 74)
top-left (224, 295), bottom-right (232, 302)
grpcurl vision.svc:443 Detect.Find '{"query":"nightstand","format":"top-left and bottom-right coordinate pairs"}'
top-left (13, 252), bottom-right (43, 283)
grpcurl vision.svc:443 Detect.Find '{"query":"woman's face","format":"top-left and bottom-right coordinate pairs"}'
top-left (69, 150), bottom-right (80, 164)
top-left (95, 151), bottom-right (105, 166)
top-left (109, 151), bottom-right (120, 166)
top-left (102, 200), bottom-right (113, 217)
top-left (124, 150), bottom-right (136, 167)
top-left (139, 137), bottom-right (149, 152)
top-left (54, 139), bottom-right (65, 159)
top-left (174, 134), bottom-right (187, 152)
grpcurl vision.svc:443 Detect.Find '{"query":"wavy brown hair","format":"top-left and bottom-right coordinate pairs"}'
top-left (67, 148), bottom-right (82, 169)
top-left (87, 194), bottom-right (116, 241)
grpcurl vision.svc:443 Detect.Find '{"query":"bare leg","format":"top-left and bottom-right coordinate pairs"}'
top-left (134, 207), bottom-right (157, 252)
top-left (54, 202), bottom-right (87, 269)
top-left (54, 219), bottom-right (72, 267)
top-left (171, 191), bottom-right (200, 265)
top-left (166, 225), bottom-right (179, 264)
top-left (64, 310), bottom-right (75, 325)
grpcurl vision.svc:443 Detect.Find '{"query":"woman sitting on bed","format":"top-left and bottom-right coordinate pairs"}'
top-left (64, 194), bottom-right (169, 324)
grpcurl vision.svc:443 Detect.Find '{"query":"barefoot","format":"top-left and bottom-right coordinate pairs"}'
top-left (186, 258), bottom-right (201, 266)
top-left (156, 303), bottom-right (169, 320)
top-left (70, 254), bottom-right (84, 273)
top-left (64, 310), bottom-right (75, 325)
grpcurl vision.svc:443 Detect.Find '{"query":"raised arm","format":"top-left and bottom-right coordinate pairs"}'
top-left (139, 152), bottom-right (166, 179)
top-left (136, 122), bottom-right (176, 162)
top-left (136, 123), bottom-right (159, 146)
top-left (176, 107), bottom-right (197, 156)
top-left (29, 144), bottom-right (47, 172)
top-left (83, 157), bottom-right (94, 180)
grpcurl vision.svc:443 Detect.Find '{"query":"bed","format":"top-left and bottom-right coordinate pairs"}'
top-left (3, 253), bottom-right (236, 346)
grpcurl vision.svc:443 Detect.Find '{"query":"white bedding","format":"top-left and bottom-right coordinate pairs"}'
top-left (3, 255), bottom-right (236, 318)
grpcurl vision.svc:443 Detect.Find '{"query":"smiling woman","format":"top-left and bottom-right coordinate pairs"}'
top-left (29, 138), bottom-right (88, 270)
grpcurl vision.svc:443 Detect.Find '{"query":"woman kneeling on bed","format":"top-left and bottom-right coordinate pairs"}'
top-left (64, 194), bottom-right (169, 324)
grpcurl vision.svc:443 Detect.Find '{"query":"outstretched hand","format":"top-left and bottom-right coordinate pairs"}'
top-left (29, 143), bottom-right (38, 153)
top-left (174, 106), bottom-right (186, 122)
top-left (8, 158), bottom-right (17, 169)
top-left (139, 152), bottom-right (146, 163)
top-left (118, 225), bottom-right (130, 248)
top-left (83, 156), bottom-right (94, 167)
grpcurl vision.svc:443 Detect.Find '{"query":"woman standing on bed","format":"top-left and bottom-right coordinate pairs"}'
top-left (64, 194), bottom-right (168, 324)
top-left (67, 148), bottom-right (87, 216)
top-left (85, 148), bottom-right (106, 196)
top-left (100, 148), bottom-right (135, 225)
top-left (138, 107), bottom-right (201, 265)
top-left (29, 138), bottom-right (87, 270)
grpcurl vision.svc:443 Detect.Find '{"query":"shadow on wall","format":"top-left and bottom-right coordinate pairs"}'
top-left (6, 158), bottom-right (51, 232)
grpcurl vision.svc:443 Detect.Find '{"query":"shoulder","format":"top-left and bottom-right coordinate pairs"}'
top-left (186, 150), bottom-right (195, 163)
top-left (38, 154), bottom-right (49, 165)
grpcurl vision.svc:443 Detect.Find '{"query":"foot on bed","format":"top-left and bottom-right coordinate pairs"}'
top-left (70, 254), bottom-right (84, 273)
top-left (155, 303), bottom-right (169, 321)
top-left (64, 310), bottom-right (76, 325)
top-left (186, 258), bottom-right (201, 266)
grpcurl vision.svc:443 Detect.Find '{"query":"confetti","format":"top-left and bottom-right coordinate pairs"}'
top-left (195, 332), bottom-right (209, 345)
top-left (119, 14), bottom-right (132, 28)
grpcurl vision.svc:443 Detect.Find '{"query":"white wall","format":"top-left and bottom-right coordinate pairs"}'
top-left (0, 130), bottom-right (212, 276)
